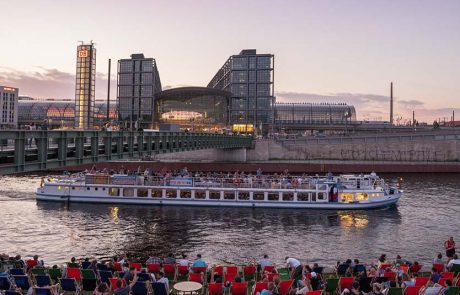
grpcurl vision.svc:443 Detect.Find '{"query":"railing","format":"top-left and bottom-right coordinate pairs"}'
top-left (0, 131), bottom-right (253, 174)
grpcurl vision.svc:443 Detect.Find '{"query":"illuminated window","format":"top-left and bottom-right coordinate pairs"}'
top-left (152, 190), bottom-right (162, 198)
top-left (267, 193), bottom-right (279, 201)
top-left (341, 193), bottom-right (354, 203)
top-left (195, 191), bottom-right (206, 199)
top-left (224, 191), bottom-right (235, 200)
top-left (282, 192), bottom-right (294, 201)
top-left (209, 191), bottom-right (220, 200)
top-left (238, 192), bottom-right (250, 200)
top-left (297, 193), bottom-right (309, 201)
top-left (57, 186), bottom-right (62, 190)
top-left (137, 189), bottom-right (148, 198)
top-left (180, 190), bottom-right (192, 199)
top-left (109, 188), bottom-right (119, 196)
top-left (356, 193), bottom-right (369, 201)
top-left (253, 192), bottom-right (265, 201)
top-left (166, 190), bottom-right (177, 198)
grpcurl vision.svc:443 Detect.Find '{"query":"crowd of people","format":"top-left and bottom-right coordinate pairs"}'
top-left (0, 237), bottom-right (458, 295)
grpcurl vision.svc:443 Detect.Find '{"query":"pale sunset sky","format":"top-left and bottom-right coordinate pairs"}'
top-left (0, 0), bottom-right (459, 123)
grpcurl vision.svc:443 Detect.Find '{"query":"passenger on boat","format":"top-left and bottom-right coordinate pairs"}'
top-left (377, 254), bottom-right (387, 269)
top-left (151, 271), bottom-right (169, 293)
top-left (401, 273), bottom-right (416, 288)
top-left (192, 254), bottom-right (207, 269)
top-left (146, 254), bottom-right (162, 265)
top-left (114, 271), bottom-right (139, 295)
top-left (447, 254), bottom-right (460, 270)
top-left (93, 282), bottom-right (110, 295)
top-left (178, 253), bottom-right (190, 267)
top-left (295, 277), bottom-right (312, 295)
top-left (341, 281), bottom-right (365, 295)
top-left (433, 253), bottom-right (444, 264)
top-left (163, 253), bottom-right (176, 264)
top-left (285, 257), bottom-right (303, 285)
top-left (444, 237), bottom-right (456, 258)
top-left (123, 266), bottom-right (137, 285)
top-left (259, 254), bottom-right (274, 272)
top-left (430, 267), bottom-right (442, 284)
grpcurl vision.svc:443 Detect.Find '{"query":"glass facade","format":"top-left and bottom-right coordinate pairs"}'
top-left (208, 49), bottom-right (275, 134)
top-left (154, 87), bottom-right (231, 131)
top-left (18, 100), bottom-right (117, 129)
top-left (117, 54), bottom-right (162, 129)
top-left (0, 86), bottom-right (18, 129)
top-left (75, 43), bottom-right (96, 129)
top-left (274, 103), bottom-right (356, 125)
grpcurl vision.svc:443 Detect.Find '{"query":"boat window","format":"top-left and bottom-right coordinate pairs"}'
top-left (95, 187), bottom-right (98, 191)
top-left (209, 191), bottom-right (220, 200)
top-left (317, 192), bottom-right (325, 200)
top-left (166, 190), bottom-right (177, 198)
top-left (267, 192), bottom-right (279, 201)
top-left (282, 192), bottom-right (294, 201)
top-left (152, 190), bottom-right (162, 198)
top-left (86, 187), bottom-right (90, 191)
top-left (341, 193), bottom-right (354, 203)
top-left (102, 187), bottom-right (106, 191)
top-left (253, 192), bottom-right (265, 201)
top-left (297, 192), bottom-right (309, 201)
top-left (356, 193), bottom-right (369, 201)
top-left (238, 192), bottom-right (250, 200)
top-left (195, 191), bottom-right (206, 199)
top-left (123, 188), bottom-right (134, 197)
top-left (137, 189), bottom-right (148, 198)
top-left (312, 193), bottom-right (317, 202)
top-left (71, 187), bottom-right (75, 190)
top-left (109, 188), bottom-right (119, 196)
top-left (180, 190), bottom-right (192, 198)
top-left (58, 186), bottom-right (62, 190)
top-left (224, 191), bottom-right (235, 200)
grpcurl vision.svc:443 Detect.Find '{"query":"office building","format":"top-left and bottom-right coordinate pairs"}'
top-left (75, 42), bottom-right (96, 129)
top-left (208, 49), bottom-right (274, 134)
top-left (0, 86), bottom-right (18, 129)
top-left (117, 53), bottom-right (162, 129)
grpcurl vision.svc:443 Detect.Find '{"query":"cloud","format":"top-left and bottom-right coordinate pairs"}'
top-left (0, 67), bottom-right (116, 100)
top-left (397, 99), bottom-right (425, 107)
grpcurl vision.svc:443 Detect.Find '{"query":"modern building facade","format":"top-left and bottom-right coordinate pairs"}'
top-left (208, 49), bottom-right (274, 134)
top-left (75, 42), bottom-right (96, 130)
top-left (0, 86), bottom-right (18, 129)
top-left (275, 102), bottom-right (356, 125)
top-left (18, 98), bottom-right (117, 129)
top-left (117, 53), bottom-right (162, 129)
top-left (154, 87), bottom-right (231, 131)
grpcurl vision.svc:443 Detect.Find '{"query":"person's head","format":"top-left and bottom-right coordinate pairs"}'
top-left (402, 273), bottom-right (410, 281)
top-left (396, 255), bottom-right (402, 259)
top-left (158, 271), bottom-right (164, 278)
top-left (33, 255), bottom-right (39, 261)
top-left (450, 237), bottom-right (454, 241)
top-left (437, 253), bottom-right (442, 259)
top-left (379, 254), bottom-right (386, 262)
top-left (197, 254), bottom-right (202, 259)
top-left (268, 282), bottom-right (275, 291)
top-left (413, 261), bottom-right (419, 265)
top-left (431, 267), bottom-right (438, 273)
top-left (345, 259), bottom-right (352, 264)
top-left (71, 257), bottom-right (76, 263)
top-left (264, 254), bottom-right (269, 259)
top-left (235, 276), bottom-right (242, 283)
top-left (352, 282), bottom-right (360, 291)
top-left (285, 256), bottom-right (290, 261)
top-left (313, 263), bottom-right (319, 268)
top-left (168, 253), bottom-right (173, 258)
top-left (15, 255), bottom-right (21, 260)
top-left (354, 259), bottom-right (359, 264)
top-left (453, 254), bottom-right (458, 260)
top-left (182, 253), bottom-right (187, 259)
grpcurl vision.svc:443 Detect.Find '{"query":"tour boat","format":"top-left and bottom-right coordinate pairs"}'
top-left (36, 171), bottom-right (401, 209)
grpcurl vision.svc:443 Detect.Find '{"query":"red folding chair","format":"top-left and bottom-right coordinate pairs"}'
top-left (129, 262), bottom-right (142, 271)
top-left (404, 286), bottom-right (422, 295)
top-left (109, 278), bottom-right (125, 290)
top-left (147, 263), bottom-right (161, 273)
top-left (192, 266), bottom-right (207, 273)
top-left (400, 265), bottom-right (409, 273)
top-left (252, 282), bottom-right (268, 295)
top-left (113, 263), bottom-right (122, 272)
top-left (26, 260), bottom-right (38, 270)
top-left (66, 268), bottom-right (81, 280)
top-left (224, 273), bottom-right (237, 285)
top-left (338, 277), bottom-right (354, 293)
top-left (379, 264), bottom-right (391, 271)
top-left (214, 266), bottom-right (224, 276)
top-left (231, 282), bottom-right (248, 295)
top-left (244, 265), bottom-right (256, 281)
top-left (189, 272), bottom-right (203, 284)
top-left (279, 280), bottom-right (294, 295)
top-left (306, 291), bottom-right (322, 295)
top-left (414, 277), bottom-right (430, 286)
top-left (226, 266), bottom-right (239, 276)
top-left (178, 265), bottom-right (189, 276)
top-left (262, 266), bottom-right (275, 273)
top-left (208, 282), bottom-right (223, 295)
top-left (265, 273), bottom-right (280, 282)
top-left (433, 264), bottom-right (444, 273)
top-left (383, 271), bottom-right (397, 281)
top-left (409, 264), bottom-right (423, 273)
top-left (441, 272), bottom-right (454, 279)
top-left (164, 264), bottom-right (175, 275)
top-left (437, 278), bottom-right (448, 287)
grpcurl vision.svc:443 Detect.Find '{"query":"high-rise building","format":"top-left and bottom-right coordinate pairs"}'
top-left (117, 53), bottom-right (161, 129)
top-left (75, 42), bottom-right (96, 129)
top-left (0, 86), bottom-right (18, 129)
top-left (208, 49), bottom-right (275, 134)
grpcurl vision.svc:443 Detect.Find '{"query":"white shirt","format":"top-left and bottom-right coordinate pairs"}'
top-left (447, 259), bottom-right (460, 268)
top-left (260, 258), bottom-right (273, 270)
top-left (179, 259), bottom-right (190, 266)
top-left (286, 258), bottom-right (301, 268)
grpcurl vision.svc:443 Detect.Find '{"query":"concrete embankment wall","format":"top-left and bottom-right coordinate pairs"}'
top-left (61, 133), bottom-right (460, 173)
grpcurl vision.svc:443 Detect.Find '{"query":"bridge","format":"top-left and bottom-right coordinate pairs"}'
top-left (0, 130), bottom-right (252, 174)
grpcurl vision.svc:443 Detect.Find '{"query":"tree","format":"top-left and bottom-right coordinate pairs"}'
top-left (433, 120), bottom-right (440, 130)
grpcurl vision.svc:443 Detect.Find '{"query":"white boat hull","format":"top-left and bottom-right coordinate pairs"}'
top-left (36, 192), bottom-right (401, 210)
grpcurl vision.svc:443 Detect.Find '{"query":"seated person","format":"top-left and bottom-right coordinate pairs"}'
top-left (192, 254), bottom-right (207, 271)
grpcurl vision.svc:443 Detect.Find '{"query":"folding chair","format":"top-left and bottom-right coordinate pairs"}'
top-left (59, 278), bottom-right (79, 293)
top-left (129, 263), bottom-right (142, 271)
top-left (31, 268), bottom-right (46, 275)
top-left (224, 273), bottom-right (238, 285)
top-left (131, 281), bottom-right (149, 295)
top-left (227, 266), bottom-right (239, 276)
top-left (33, 287), bottom-right (53, 295)
top-left (452, 264), bottom-right (460, 275)
top-left (98, 270), bottom-right (113, 284)
top-left (48, 268), bottom-right (62, 282)
top-left (97, 264), bottom-right (109, 271)
top-left (386, 287), bottom-right (403, 295)
top-left (152, 282), bottom-right (168, 295)
top-left (12, 275), bottom-right (31, 290)
top-left (403, 286), bottom-right (422, 295)
top-left (6, 290), bottom-right (21, 295)
top-left (177, 265), bottom-right (189, 281)
top-left (163, 264), bottom-right (176, 281)
top-left (208, 282), bottom-right (224, 295)
top-left (81, 269), bottom-right (96, 279)
top-left (0, 276), bottom-right (11, 290)
top-left (324, 278), bottom-right (339, 295)
top-left (82, 278), bottom-right (97, 291)
top-left (265, 273), bottom-right (280, 282)
top-left (243, 265), bottom-right (256, 282)
top-left (414, 277), bottom-right (430, 286)
top-left (277, 268), bottom-right (291, 281)
top-left (34, 274), bottom-right (52, 287)
top-left (279, 280), bottom-right (294, 295)
top-left (189, 272), bottom-right (203, 284)
top-left (26, 260), bottom-right (38, 270)
top-left (67, 263), bottom-right (80, 268)
top-left (444, 286), bottom-right (459, 295)
top-left (305, 291), bottom-right (322, 295)
top-left (262, 266), bottom-right (275, 273)
top-left (383, 271), bottom-right (397, 281)
top-left (192, 266), bottom-right (207, 274)
top-left (109, 277), bottom-right (125, 290)
top-left (231, 282), bottom-right (247, 295)
top-left (252, 282), bottom-right (268, 295)
top-left (66, 268), bottom-right (81, 280)
top-left (437, 278), bottom-right (449, 287)
top-left (113, 262), bottom-right (123, 272)
top-left (441, 272), bottom-right (454, 279)
top-left (358, 277), bottom-right (373, 293)
top-left (147, 263), bottom-right (161, 273)
top-left (409, 264), bottom-right (423, 274)
top-left (214, 266), bottom-right (224, 276)
top-left (10, 269), bottom-right (25, 276)
top-left (338, 277), bottom-right (354, 293)
top-left (433, 264), bottom-right (444, 273)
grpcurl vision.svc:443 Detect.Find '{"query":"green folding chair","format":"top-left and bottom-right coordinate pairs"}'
top-left (48, 268), bottom-right (62, 282)
top-left (452, 264), bottom-right (460, 275)
top-left (81, 269), bottom-right (96, 279)
top-left (444, 286), bottom-right (460, 295)
top-left (324, 278), bottom-right (339, 295)
top-left (277, 268), bottom-right (291, 281)
top-left (67, 263), bottom-right (80, 268)
top-left (31, 268), bottom-right (46, 275)
top-left (387, 287), bottom-right (403, 295)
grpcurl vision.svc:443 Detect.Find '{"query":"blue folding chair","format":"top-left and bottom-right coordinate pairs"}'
top-left (60, 278), bottom-right (78, 292)
top-left (10, 269), bottom-right (25, 276)
top-left (152, 282), bottom-right (168, 295)
top-left (98, 270), bottom-right (113, 284)
top-left (97, 264), bottom-right (108, 271)
top-left (34, 275), bottom-right (52, 287)
top-left (0, 276), bottom-right (12, 290)
top-left (6, 290), bottom-right (21, 295)
top-left (131, 281), bottom-right (149, 295)
top-left (34, 287), bottom-right (53, 295)
top-left (12, 275), bottom-right (30, 290)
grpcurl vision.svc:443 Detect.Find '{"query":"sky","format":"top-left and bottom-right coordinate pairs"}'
top-left (0, 0), bottom-right (459, 123)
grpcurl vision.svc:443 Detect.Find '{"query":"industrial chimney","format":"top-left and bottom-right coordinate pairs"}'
top-left (390, 82), bottom-right (394, 125)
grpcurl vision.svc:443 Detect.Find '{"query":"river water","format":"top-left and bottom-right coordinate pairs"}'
top-left (0, 173), bottom-right (458, 268)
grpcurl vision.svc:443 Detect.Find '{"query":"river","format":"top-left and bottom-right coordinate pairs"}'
top-left (0, 173), bottom-right (458, 268)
